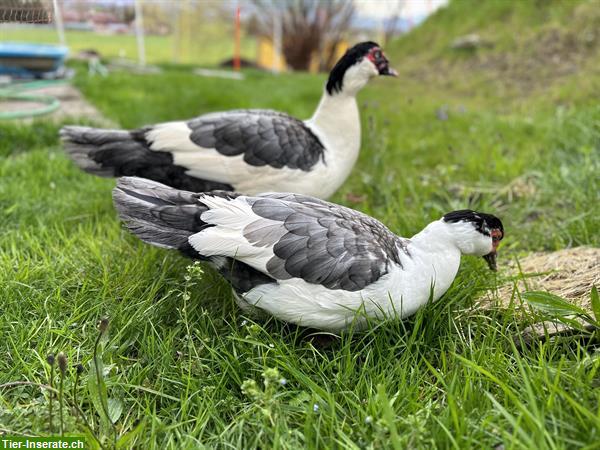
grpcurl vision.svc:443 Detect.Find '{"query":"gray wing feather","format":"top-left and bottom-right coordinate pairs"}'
top-left (247, 194), bottom-right (405, 291)
top-left (266, 255), bottom-right (291, 280)
top-left (243, 221), bottom-right (287, 247)
top-left (187, 110), bottom-right (325, 171)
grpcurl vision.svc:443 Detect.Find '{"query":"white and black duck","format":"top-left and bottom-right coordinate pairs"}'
top-left (61, 42), bottom-right (396, 199)
top-left (113, 177), bottom-right (504, 331)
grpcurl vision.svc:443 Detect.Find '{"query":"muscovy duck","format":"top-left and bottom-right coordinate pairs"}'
top-left (62, 41), bottom-right (396, 199)
top-left (112, 177), bottom-right (504, 331)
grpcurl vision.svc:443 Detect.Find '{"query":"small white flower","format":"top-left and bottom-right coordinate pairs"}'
top-left (268, 343), bottom-right (274, 348)
top-left (365, 416), bottom-right (373, 424)
top-left (241, 320), bottom-right (248, 326)
top-left (313, 403), bottom-right (319, 412)
top-left (279, 378), bottom-right (287, 386)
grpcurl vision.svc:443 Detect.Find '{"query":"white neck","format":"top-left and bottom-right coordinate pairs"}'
top-left (307, 58), bottom-right (375, 132)
top-left (414, 219), bottom-right (493, 256)
top-left (304, 58), bottom-right (378, 159)
top-left (410, 220), bottom-right (458, 253)
top-left (301, 89), bottom-right (361, 198)
top-left (407, 220), bottom-right (463, 301)
top-left (308, 89), bottom-right (359, 136)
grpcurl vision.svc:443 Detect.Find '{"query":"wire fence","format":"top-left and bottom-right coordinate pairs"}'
top-left (1, 1), bottom-right (426, 71)
top-left (1, 0), bottom-right (53, 24)
top-left (1, 1), bottom-right (259, 69)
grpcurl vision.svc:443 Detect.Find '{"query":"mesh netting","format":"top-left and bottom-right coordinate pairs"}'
top-left (1, 0), bottom-right (53, 24)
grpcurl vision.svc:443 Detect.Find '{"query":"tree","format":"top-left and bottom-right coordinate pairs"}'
top-left (250, 0), bottom-right (355, 71)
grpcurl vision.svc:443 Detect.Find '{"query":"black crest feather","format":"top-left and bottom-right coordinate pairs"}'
top-left (442, 210), bottom-right (504, 237)
top-left (326, 41), bottom-right (380, 95)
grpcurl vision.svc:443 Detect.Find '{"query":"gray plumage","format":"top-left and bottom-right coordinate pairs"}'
top-left (61, 109), bottom-right (325, 194)
top-left (113, 177), bottom-right (273, 292)
top-left (112, 177), bottom-right (210, 256)
top-left (246, 193), bottom-right (405, 291)
top-left (187, 110), bottom-right (325, 170)
top-left (113, 178), bottom-right (406, 294)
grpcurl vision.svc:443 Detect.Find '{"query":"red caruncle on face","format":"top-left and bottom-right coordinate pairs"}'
top-left (367, 47), bottom-right (386, 68)
top-left (491, 229), bottom-right (503, 251)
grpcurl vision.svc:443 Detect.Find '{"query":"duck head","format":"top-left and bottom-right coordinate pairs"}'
top-left (326, 41), bottom-right (397, 96)
top-left (442, 210), bottom-right (504, 271)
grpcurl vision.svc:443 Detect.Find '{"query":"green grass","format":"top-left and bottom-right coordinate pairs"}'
top-left (1, 1), bottom-right (600, 448)
top-left (1, 24), bottom-right (257, 66)
top-left (386, 0), bottom-right (600, 111)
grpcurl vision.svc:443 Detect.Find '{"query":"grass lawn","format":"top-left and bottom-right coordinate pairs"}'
top-left (1, 1), bottom-right (599, 448)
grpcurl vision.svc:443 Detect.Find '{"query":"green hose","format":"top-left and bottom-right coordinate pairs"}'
top-left (0, 79), bottom-right (67, 120)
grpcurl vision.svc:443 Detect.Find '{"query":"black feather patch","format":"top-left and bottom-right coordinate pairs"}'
top-left (61, 126), bottom-right (233, 192)
top-left (216, 258), bottom-right (276, 294)
top-left (326, 41), bottom-right (380, 95)
top-left (442, 210), bottom-right (504, 236)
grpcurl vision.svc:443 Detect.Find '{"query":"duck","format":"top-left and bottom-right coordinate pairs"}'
top-left (61, 41), bottom-right (396, 199)
top-left (112, 177), bottom-right (504, 331)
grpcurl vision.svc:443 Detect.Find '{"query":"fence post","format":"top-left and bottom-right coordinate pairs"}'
top-left (272, 8), bottom-right (282, 74)
top-left (233, 5), bottom-right (241, 71)
top-left (134, 0), bottom-right (146, 66)
top-left (171, 1), bottom-right (180, 63)
top-left (52, 0), bottom-right (66, 46)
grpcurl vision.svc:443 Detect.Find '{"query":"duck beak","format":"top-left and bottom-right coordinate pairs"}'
top-left (379, 65), bottom-right (398, 77)
top-left (483, 252), bottom-right (497, 271)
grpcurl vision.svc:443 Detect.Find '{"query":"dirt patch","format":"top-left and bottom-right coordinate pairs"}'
top-left (479, 246), bottom-right (599, 314)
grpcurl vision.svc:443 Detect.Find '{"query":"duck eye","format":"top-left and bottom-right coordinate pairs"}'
top-left (374, 51), bottom-right (382, 59)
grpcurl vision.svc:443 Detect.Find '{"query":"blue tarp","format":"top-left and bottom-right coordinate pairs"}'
top-left (0, 42), bottom-right (68, 78)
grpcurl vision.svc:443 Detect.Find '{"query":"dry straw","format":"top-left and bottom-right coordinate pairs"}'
top-left (480, 246), bottom-right (599, 313)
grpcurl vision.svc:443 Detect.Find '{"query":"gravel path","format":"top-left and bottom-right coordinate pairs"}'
top-left (1, 83), bottom-right (115, 126)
